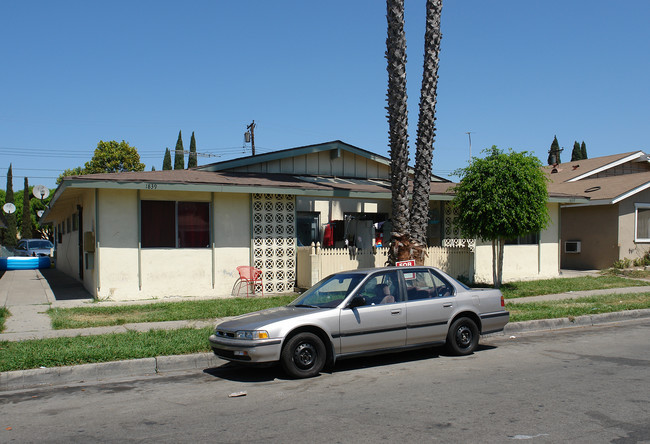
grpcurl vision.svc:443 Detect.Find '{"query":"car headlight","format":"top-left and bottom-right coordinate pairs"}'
top-left (235, 330), bottom-right (269, 340)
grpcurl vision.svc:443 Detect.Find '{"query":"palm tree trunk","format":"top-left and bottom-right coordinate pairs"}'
top-left (386, 0), bottom-right (410, 266)
top-left (410, 0), bottom-right (443, 265)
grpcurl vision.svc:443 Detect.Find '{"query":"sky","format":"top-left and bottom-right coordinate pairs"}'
top-left (1, 0), bottom-right (649, 190)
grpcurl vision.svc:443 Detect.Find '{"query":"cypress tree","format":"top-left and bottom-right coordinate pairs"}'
top-left (162, 148), bottom-right (172, 170)
top-left (21, 177), bottom-right (32, 239)
top-left (581, 141), bottom-right (588, 159)
top-left (547, 135), bottom-right (562, 165)
top-left (3, 164), bottom-right (17, 247)
top-left (571, 141), bottom-right (582, 161)
top-left (188, 131), bottom-right (197, 168)
top-left (174, 130), bottom-right (184, 170)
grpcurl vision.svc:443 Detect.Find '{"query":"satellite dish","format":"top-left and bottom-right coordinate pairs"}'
top-left (37, 210), bottom-right (45, 217)
top-left (3, 203), bottom-right (16, 214)
top-left (32, 185), bottom-right (50, 200)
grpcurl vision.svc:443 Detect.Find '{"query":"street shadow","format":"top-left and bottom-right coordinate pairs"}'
top-left (203, 344), bottom-right (498, 382)
top-left (39, 268), bottom-right (94, 301)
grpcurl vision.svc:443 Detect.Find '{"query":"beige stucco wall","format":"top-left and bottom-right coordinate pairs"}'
top-left (618, 188), bottom-right (650, 261)
top-left (560, 204), bottom-right (618, 270)
top-left (473, 203), bottom-right (560, 283)
top-left (89, 189), bottom-right (251, 301)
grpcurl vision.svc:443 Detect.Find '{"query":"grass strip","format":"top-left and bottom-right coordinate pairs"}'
top-left (499, 276), bottom-right (646, 299)
top-left (0, 307), bottom-right (9, 333)
top-left (49, 295), bottom-right (296, 330)
top-left (0, 327), bottom-right (213, 372)
top-left (507, 292), bottom-right (650, 322)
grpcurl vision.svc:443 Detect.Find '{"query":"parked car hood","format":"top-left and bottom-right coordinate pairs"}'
top-left (217, 306), bottom-right (323, 331)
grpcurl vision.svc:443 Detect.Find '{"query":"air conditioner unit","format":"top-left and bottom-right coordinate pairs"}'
top-left (565, 240), bottom-right (581, 254)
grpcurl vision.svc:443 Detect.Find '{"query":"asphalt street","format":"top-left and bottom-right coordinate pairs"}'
top-left (1, 319), bottom-right (649, 443)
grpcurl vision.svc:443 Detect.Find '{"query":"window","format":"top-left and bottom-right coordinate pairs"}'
top-left (635, 204), bottom-right (650, 242)
top-left (403, 269), bottom-right (453, 300)
top-left (355, 271), bottom-right (401, 305)
top-left (296, 212), bottom-right (320, 247)
top-left (506, 232), bottom-right (540, 245)
top-left (141, 200), bottom-right (210, 248)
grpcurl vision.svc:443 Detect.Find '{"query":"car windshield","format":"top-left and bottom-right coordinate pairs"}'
top-left (29, 240), bottom-right (53, 249)
top-left (289, 273), bottom-right (364, 308)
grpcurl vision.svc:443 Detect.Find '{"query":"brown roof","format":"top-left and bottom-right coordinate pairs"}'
top-left (542, 151), bottom-right (642, 182)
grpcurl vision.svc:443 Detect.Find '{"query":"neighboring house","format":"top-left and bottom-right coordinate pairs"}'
top-left (546, 151), bottom-right (650, 270)
top-left (41, 140), bottom-right (580, 301)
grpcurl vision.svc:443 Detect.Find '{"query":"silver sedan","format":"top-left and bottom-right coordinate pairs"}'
top-left (209, 266), bottom-right (509, 378)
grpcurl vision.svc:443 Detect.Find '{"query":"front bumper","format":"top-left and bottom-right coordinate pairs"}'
top-left (209, 334), bottom-right (283, 363)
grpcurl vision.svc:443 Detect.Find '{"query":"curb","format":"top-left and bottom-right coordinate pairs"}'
top-left (2, 309), bottom-right (650, 392)
top-left (0, 353), bottom-right (223, 392)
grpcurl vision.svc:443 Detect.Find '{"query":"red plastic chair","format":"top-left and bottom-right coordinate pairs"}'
top-left (236, 266), bottom-right (264, 297)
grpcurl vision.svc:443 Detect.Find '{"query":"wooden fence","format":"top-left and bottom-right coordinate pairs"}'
top-left (296, 244), bottom-right (473, 288)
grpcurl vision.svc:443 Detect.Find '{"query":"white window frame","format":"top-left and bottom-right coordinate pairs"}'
top-left (634, 203), bottom-right (650, 242)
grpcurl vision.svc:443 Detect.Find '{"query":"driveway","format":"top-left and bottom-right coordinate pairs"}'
top-left (0, 268), bottom-right (92, 336)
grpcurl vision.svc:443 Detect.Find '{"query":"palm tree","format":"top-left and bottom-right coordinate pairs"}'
top-left (410, 0), bottom-right (443, 263)
top-left (385, 0), bottom-right (411, 266)
top-left (385, 0), bottom-right (443, 265)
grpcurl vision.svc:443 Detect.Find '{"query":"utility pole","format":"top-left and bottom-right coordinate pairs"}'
top-left (465, 131), bottom-right (473, 161)
top-left (245, 121), bottom-right (256, 156)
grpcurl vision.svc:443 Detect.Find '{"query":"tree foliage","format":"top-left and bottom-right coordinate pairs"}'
top-left (571, 141), bottom-right (582, 161)
top-left (547, 135), bottom-right (562, 165)
top-left (188, 131), bottom-right (197, 169)
top-left (452, 147), bottom-right (549, 287)
top-left (21, 177), bottom-right (33, 239)
top-left (2, 164), bottom-right (17, 247)
top-left (56, 166), bottom-right (85, 185)
top-left (580, 141), bottom-right (588, 160)
top-left (162, 148), bottom-right (172, 170)
top-left (56, 141), bottom-right (145, 185)
top-left (85, 140), bottom-right (145, 174)
top-left (174, 131), bottom-right (184, 170)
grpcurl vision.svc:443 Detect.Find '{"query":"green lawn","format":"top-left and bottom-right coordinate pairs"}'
top-left (0, 307), bottom-right (9, 333)
top-left (499, 276), bottom-right (647, 299)
top-left (507, 292), bottom-right (650, 322)
top-left (48, 294), bottom-right (297, 329)
top-left (0, 328), bottom-right (212, 372)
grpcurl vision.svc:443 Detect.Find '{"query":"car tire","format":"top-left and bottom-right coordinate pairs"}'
top-left (446, 317), bottom-right (479, 355)
top-left (280, 332), bottom-right (326, 379)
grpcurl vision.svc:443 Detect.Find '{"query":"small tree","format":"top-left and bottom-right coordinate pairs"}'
top-left (547, 135), bottom-right (562, 165)
top-left (571, 141), bottom-right (582, 161)
top-left (2, 164), bottom-right (17, 247)
top-left (21, 177), bottom-right (33, 239)
top-left (580, 141), bottom-right (588, 160)
top-left (85, 140), bottom-right (145, 174)
top-left (188, 131), bottom-right (197, 168)
top-left (174, 131), bottom-right (184, 170)
top-left (56, 166), bottom-right (85, 185)
top-left (452, 147), bottom-right (549, 288)
top-left (162, 148), bottom-right (172, 170)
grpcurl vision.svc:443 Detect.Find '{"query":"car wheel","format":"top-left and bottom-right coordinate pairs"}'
top-left (281, 332), bottom-right (326, 379)
top-left (446, 317), bottom-right (479, 355)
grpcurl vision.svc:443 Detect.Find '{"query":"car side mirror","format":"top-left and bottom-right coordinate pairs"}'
top-left (347, 296), bottom-right (366, 309)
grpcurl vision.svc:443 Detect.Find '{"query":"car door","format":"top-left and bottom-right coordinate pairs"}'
top-left (339, 270), bottom-right (406, 354)
top-left (404, 269), bottom-right (455, 346)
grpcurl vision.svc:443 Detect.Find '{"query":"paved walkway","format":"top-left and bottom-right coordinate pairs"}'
top-left (2, 268), bottom-right (650, 343)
